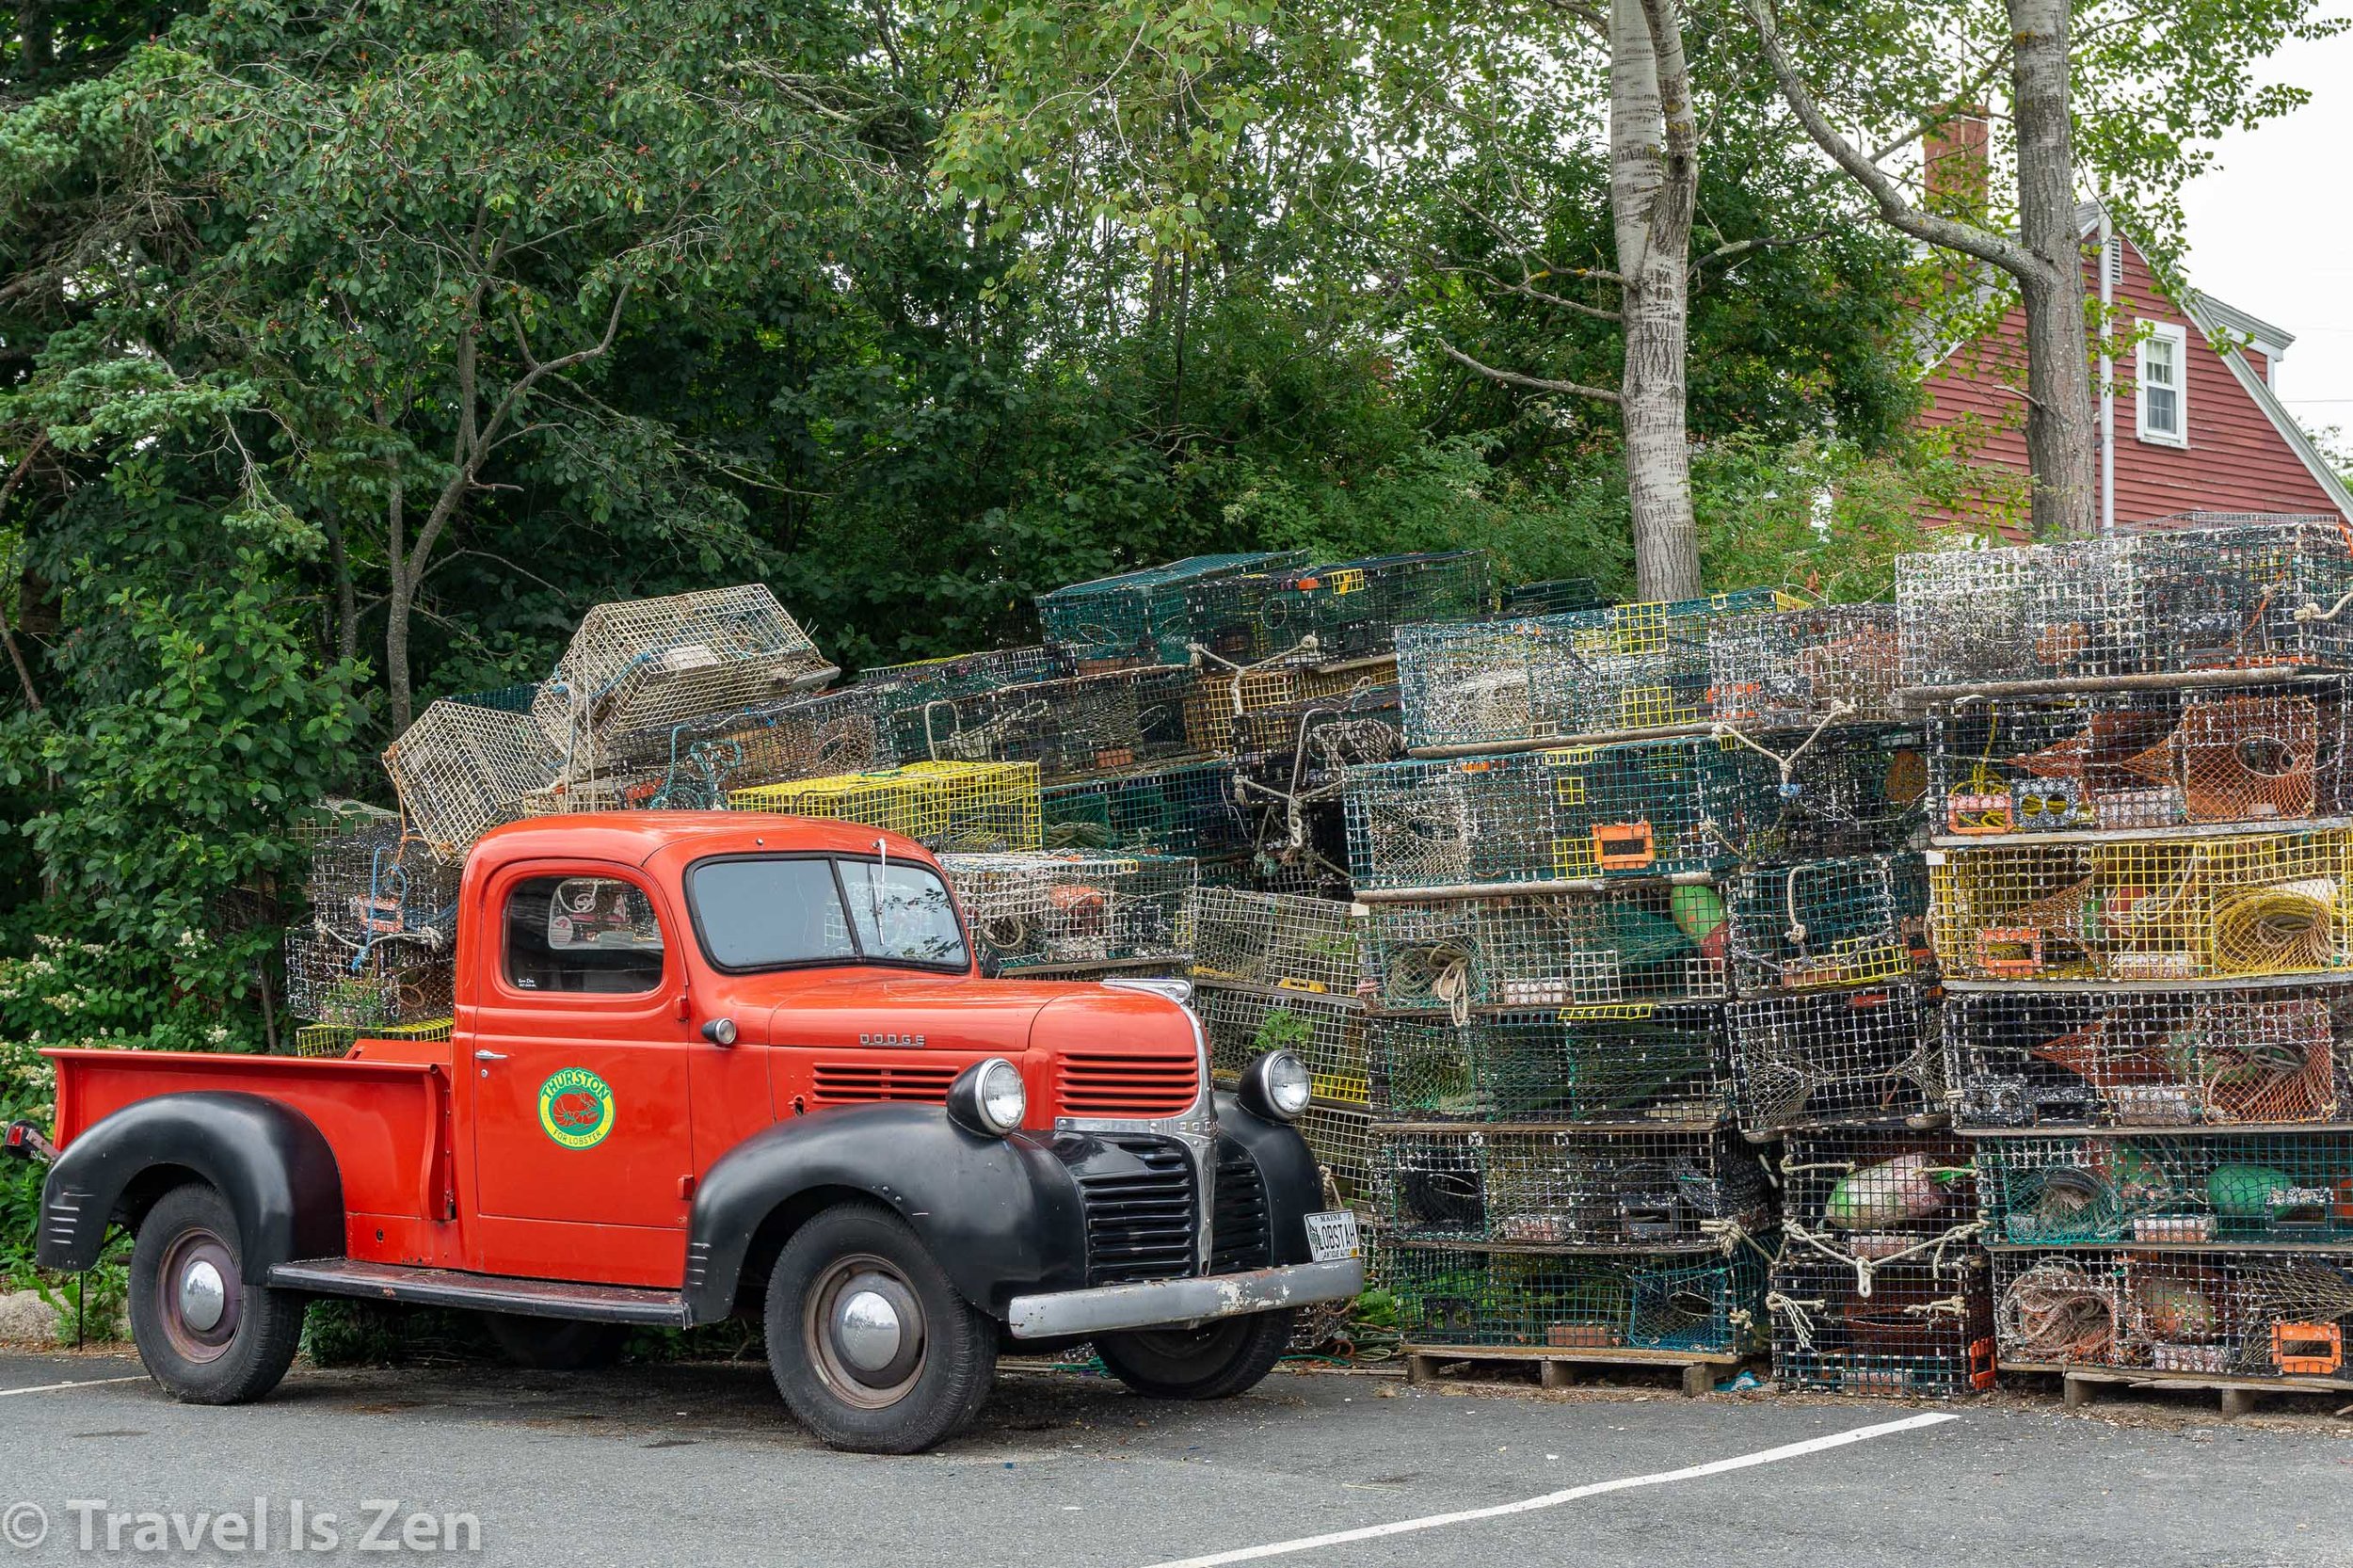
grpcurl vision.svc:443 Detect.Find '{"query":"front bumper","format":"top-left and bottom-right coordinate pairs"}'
top-left (1004, 1256), bottom-right (1364, 1340)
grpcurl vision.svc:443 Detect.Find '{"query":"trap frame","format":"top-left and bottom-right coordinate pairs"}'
top-left (936, 851), bottom-right (1195, 975)
top-left (1183, 885), bottom-right (1364, 997)
top-left (1769, 1255), bottom-right (1996, 1397)
top-left (1036, 551), bottom-right (1311, 669)
top-left (1363, 889), bottom-right (1732, 1015)
top-left (1973, 1129), bottom-right (2353, 1248)
top-left (383, 699), bottom-right (567, 861)
top-left (1723, 854), bottom-right (1932, 995)
top-left (1382, 1243), bottom-right (1769, 1355)
top-left (1182, 550), bottom-right (1497, 671)
top-left (302, 815), bottom-right (460, 955)
top-left (1738, 723), bottom-right (1934, 862)
top-left (1925, 829), bottom-right (2353, 983)
top-left (1925, 679), bottom-right (2353, 838)
top-left (728, 761), bottom-right (1043, 852)
top-left (1300, 1098), bottom-right (1376, 1205)
top-left (632, 686), bottom-right (894, 808)
top-left (1341, 738), bottom-right (1776, 893)
top-left (1724, 984), bottom-right (1945, 1134)
top-left (282, 927), bottom-right (456, 1028)
top-left (1368, 1006), bottom-right (1732, 1127)
top-left (1041, 759), bottom-right (1251, 856)
top-left (1708, 603), bottom-right (1906, 730)
top-left (1993, 1249), bottom-right (2353, 1383)
top-left (1194, 981), bottom-right (1371, 1106)
top-left (1372, 1126), bottom-right (1775, 1250)
top-left (884, 664), bottom-right (1201, 783)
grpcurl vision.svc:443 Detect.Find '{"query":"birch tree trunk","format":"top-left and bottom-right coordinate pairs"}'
top-left (2009, 0), bottom-right (2097, 537)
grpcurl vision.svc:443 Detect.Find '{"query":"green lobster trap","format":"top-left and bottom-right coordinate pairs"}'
top-left (1372, 1126), bottom-right (1775, 1250)
top-left (1041, 759), bottom-right (1250, 856)
top-left (1974, 1129), bottom-right (2353, 1248)
top-left (1724, 854), bottom-right (1931, 995)
top-left (937, 852), bottom-right (1195, 975)
top-left (1382, 1243), bottom-right (1768, 1355)
top-left (1183, 550), bottom-right (1496, 671)
top-left (1769, 1254), bottom-right (1995, 1398)
top-left (1363, 890), bottom-right (1732, 1014)
top-left (1036, 552), bottom-right (1310, 669)
top-left (1723, 984), bottom-right (1944, 1135)
top-left (1368, 1007), bottom-right (1730, 1126)
top-left (630, 686), bottom-right (894, 808)
top-left (885, 664), bottom-right (1201, 784)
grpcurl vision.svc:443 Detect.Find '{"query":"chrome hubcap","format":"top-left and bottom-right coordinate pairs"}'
top-left (179, 1260), bottom-right (227, 1333)
top-left (834, 1284), bottom-right (904, 1373)
top-left (805, 1256), bottom-right (926, 1409)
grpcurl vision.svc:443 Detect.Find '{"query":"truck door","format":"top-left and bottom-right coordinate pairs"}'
top-left (470, 863), bottom-right (696, 1245)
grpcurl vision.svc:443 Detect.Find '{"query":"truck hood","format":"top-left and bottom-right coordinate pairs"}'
top-left (757, 971), bottom-right (1098, 1057)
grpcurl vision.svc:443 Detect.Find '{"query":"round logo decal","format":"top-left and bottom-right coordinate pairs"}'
top-left (537, 1067), bottom-right (616, 1150)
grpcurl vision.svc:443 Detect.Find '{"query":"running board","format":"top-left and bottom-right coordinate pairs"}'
top-left (267, 1259), bottom-right (691, 1326)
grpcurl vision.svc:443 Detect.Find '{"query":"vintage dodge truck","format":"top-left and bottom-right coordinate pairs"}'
top-left (6, 814), bottom-right (1361, 1452)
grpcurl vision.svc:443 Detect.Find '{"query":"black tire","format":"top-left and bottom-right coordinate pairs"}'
top-left (127, 1183), bottom-right (304, 1405)
top-left (483, 1315), bottom-right (629, 1371)
top-left (763, 1203), bottom-right (997, 1453)
top-left (1094, 1308), bottom-right (1296, 1400)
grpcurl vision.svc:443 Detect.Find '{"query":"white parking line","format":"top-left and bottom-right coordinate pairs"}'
top-left (1137, 1410), bottom-right (1961, 1568)
top-left (0, 1377), bottom-right (146, 1399)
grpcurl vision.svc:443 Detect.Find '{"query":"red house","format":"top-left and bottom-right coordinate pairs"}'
top-left (1916, 200), bottom-right (2350, 536)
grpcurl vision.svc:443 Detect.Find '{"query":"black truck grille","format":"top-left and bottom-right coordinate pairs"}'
top-left (1209, 1138), bottom-right (1273, 1274)
top-left (1076, 1136), bottom-right (1198, 1287)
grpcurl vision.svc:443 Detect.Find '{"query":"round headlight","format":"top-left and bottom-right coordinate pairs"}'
top-left (1238, 1048), bottom-right (1313, 1122)
top-left (978, 1058), bottom-right (1028, 1132)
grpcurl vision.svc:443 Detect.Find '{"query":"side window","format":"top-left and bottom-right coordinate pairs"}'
top-left (504, 875), bottom-right (666, 995)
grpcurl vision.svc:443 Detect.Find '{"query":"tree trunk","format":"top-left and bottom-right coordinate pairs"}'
top-left (322, 509), bottom-right (359, 666)
top-left (15, 1), bottom-right (54, 84)
top-left (2009, 0), bottom-right (2096, 537)
top-left (1611, 0), bottom-right (1703, 601)
top-left (385, 477), bottom-right (414, 732)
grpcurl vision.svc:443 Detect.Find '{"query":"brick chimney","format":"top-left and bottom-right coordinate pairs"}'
top-left (1923, 104), bottom-right (1990, 218)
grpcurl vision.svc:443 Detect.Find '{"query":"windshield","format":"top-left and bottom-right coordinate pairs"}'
top-left (687, 856), bottom-right (968, 972)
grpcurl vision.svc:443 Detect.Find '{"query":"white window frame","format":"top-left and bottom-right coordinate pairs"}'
top-left (2137, 319), bottom-right (2189, 447)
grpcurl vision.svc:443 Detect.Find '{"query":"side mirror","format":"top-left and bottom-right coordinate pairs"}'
top-left (700, 1017), bottom-right (738, 1047)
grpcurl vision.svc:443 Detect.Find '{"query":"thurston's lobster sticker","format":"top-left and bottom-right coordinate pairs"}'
top-left (537, 1067), bottom-right (616, 1150)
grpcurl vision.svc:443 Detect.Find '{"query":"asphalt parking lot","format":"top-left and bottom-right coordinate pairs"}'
top-left (0, 1348), bottom-right (2347, 1567)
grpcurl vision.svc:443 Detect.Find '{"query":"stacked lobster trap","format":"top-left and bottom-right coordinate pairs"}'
top-left (1903, 520), bottom-right (2353, 1405)
top-left (938, 852), bottom-right (1196, 978)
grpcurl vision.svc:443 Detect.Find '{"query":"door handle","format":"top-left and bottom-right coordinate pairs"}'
top-left (473, 1050), bottom-right (509, 1063)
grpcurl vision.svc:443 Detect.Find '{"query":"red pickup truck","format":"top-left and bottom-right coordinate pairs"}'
top-left (8, 813), bottom-right (1361, 1452)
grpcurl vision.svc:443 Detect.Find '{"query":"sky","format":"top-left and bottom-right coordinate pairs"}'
top-left (2179, 11), bottom-right (2353, 447)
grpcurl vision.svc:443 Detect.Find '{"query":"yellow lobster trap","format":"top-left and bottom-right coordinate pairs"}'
top-left (1927, 829), bottom-right (2353, 983)
top-left (729, 760), bottom-right (1041, 852)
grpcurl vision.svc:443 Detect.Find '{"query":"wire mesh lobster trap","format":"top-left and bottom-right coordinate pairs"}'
top-left (1724, 854), bottom-right (1931, 995)
top-left (1227, 682), bottom-right (1406, 790)
top-left (1382, 1243), bottom-right (1769, 1353)
top-left (888, 664), bottom-right (1203, 782)
top-left (287, 1016), bottom-right (454, 1060)
top-left (283, 927), bottom-right (455, 1027)
top-left (857, 644), bottom-right (1070, 705)
top-left (626, 686), bottom-right (893, 808)
top-left (1497, 577), bottom-right (1606, 617)
top-left (729, 761), bottom-right (1042, 852)
top-left (1926, 829), bottom-right (2353, 983)
top-left (1300, 1099), bottom-right (1375, 1205)
top-left (530, 585), bottom-right (834, 763)
top-left (383, 699), bottom-right (568, 860)
top-left (1194, 982), bottom-right (1369, 1105)
top-left (1973, 1129), bottom-right (2353, 1248)
top-left (1182, 551), bottom-right (1497, 671)
top-left (936, 852), bottom-right (1195, 975)
top-left (1777, 1131), bottom-right (1980, 1260)
top-left (1343, 739), bottom-right (1776, 892)
top-left (1724, 984), bottom-right (1945, 1134)
top-left (1926, 680), bottom-right (2353, 837)
top-left (1394, 588), bottom-right (1802, 752)
top-left (1740, 723), bottom-right (1933, 861)
top-left (1708, 602), bottom-right (1906, 730)
top-left (1364, 890), bottom-right (1731, 1014)
top-left (302, 816), bottom-right (460, 954)
top-left (1183, 886), bottom-right (1363, 995)
top-left (1944, 984), bottom-right (2353, 1128)
top-left (1040, 759), bottom-right (1250, 856)
top-left (1369, 1007), bottom-right (1731, 1126)
top-left (1372, 1126), bottom-right (1775, 1250)
top-left (1897, 522), bottom-right (2353, 692)
top-left (1993, 1249), bottom-right (2353, 1381)
top-left (1036, 552), bottom-right (1311, 669)
top-left (1769, 1256), bottom-right (1995, 1397)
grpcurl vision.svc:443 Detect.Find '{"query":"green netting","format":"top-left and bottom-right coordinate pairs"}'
top-left (1369, 1007), bottom-right (1729, 1125)
top-left (1975, 1130), bottom-right (2353, 1247)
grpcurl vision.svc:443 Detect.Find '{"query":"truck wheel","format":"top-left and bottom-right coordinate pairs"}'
top-left (127, 1183), bottom-right (304, 1405)
top-left (1095, 1308), bottom-right (1296, 1400)
top-left (763, 1203), bottom-right (997, 1453)
top-left (483, 1316), bottom-right (630, 1371)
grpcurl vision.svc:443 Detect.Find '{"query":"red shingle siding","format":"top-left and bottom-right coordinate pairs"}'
top-left (1915, 232), bottom-right (2340, 536)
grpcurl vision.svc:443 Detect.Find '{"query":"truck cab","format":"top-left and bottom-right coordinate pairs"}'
top-left (13, 814), bottom-right (1361, 1452)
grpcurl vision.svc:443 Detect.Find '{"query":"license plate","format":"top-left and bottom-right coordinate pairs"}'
top-left (1304, 1209), bottom-right (1362, 1262)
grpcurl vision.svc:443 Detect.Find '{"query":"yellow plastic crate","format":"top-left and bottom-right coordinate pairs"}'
top-left (290, 1017), bottom-right (455, 1060)
top-left (729, 760), bottom-right (1041, 852)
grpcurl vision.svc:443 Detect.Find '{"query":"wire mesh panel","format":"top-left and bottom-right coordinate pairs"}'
top-left (1301, 1099), bottom-right (1375, 1205)
top-left (729, 761), bottom-right (1042, 852)
top-left (1927, 680), bottom-right (2353, 836)
top-left (1382, 1244), bottom-right (1768, 1353)
top-left (1745, 724), bottom-right (1933, 861)
top-left (1498, 577), bottom-right (1606, 617)
top-left (531, 584), bottom-right (832, 761)
top-left (1372, 1127), bottom-right (1774, 1249)
top-left (1365, 891), bottom-right (1731, 1014)
top-left (1769, 1256), bottom-right (1995, 1397)
top-left (1229, 683), bottom-right (1406, 791)
top-left (1343, 739), bottom-right (1776, 891)
top-left (1369, 1007), bottom-right (1730, 1126)
top-left (303, 816), bottom-right (460, 953)
top-left (1037, 552), bottom-right (1312, 668)
top-left (629, 686), bottom-right (893, 808)
top-left (1040, 759), bottom-right (1250, 856)
top-left (283, 928), bottom-right (456, 1027)
top-left (1725, 984), bottom-right (1944, 1134)
top-left (885, 664), bottom-right (1202, 783)
top-left (1182, 661), bottom-right (1393, 749)
top-left (296, 797), bottom-right (399, 845)
top-left (1926, 830), bottom-right (2353, 982)
top-left (287, 1017), bottom-right (455, 1060)
top-left (1184, 886), bottom-right (1363, 995)
top-left (1195, 982), bottom-right (1370, 1105)
top-left (1945, 985), bottom-right (2353, 1128)
top-left (858, 645), bottom-right (1070, 705)
top-left (1974, 1130), bottom-right (2353, 1247)
top-left (1724, 855), bottom-right (1931, 995)
top-left (937, 852), bottom-right (1195, 974)
top-left (1778, 1131), bottom-right (1979, 1259)
top-left (383, 699), bottom-right (565, 860)
top-left (1709, 603), bottom-right (1906, 729)
top-left (1993, 1249), bottom-right (2353, 1383)
top-left (1183, 551), bottom-right (1497, 670)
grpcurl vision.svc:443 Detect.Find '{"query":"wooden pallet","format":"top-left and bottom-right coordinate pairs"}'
top-left (2002, 1360), bottom-right (2353, 1419)
top-left (1404, 1343), bottom-right (1746, 1398)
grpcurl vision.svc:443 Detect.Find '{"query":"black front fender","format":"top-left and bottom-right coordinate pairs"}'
top-left (1214, 1091), bottom-right (1327, 1267)
top-left (681, 1104), bottom-right (1085, 1325)
top-left (36, 1092), bottom-right (344, 1272)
